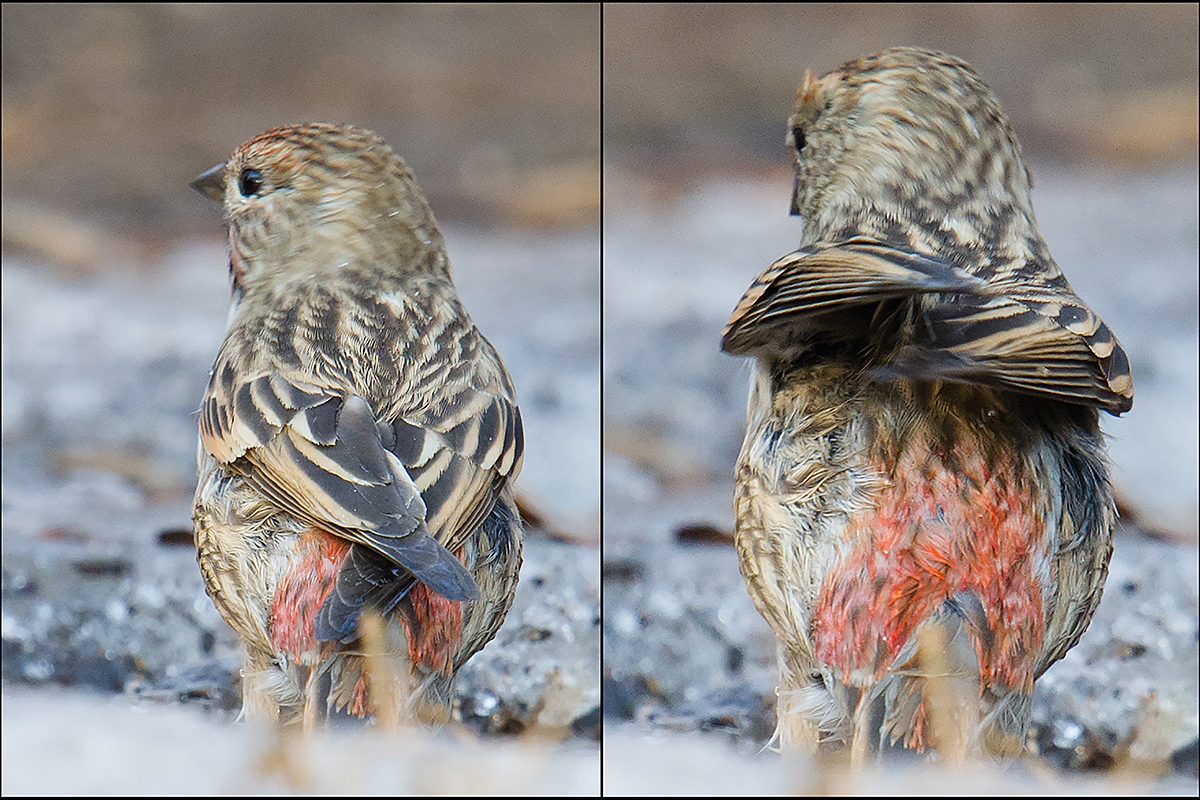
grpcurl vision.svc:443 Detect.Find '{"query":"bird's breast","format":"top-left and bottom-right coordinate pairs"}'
top-left (735, 363), bottom-right (1053, 691)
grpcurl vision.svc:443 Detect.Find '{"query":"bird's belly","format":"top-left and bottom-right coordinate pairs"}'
top-left (194, 461), bottom-right (466, 711)
top-left (811, 426), bottom-right (1048, 694)
top-left (194, 462), bottom-right (303, 661)
top-left (269, 528), bottom-right (350, 661)
top-left (734, 371), bottom-right (1051, 696)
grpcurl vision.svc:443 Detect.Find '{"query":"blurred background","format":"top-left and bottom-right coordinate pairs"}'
top-left (3, 4), bottom-right (599, 238)
top-left (602, 4), bottom-right (1198, 792)
top-left (2, 5), bottom-right (599, 794)
top-left (605, 4), bottom-right (1197, 169)
top-left (3, 3), bottom-right (1199, 793)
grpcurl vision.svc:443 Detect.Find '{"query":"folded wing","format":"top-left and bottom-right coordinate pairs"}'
top-left (199, 366), bottom-right (499, 605)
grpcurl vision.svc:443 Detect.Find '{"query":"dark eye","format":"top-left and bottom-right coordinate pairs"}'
top-left (238, 168), bottom-right (264, 197)
top-left (792, 126), bottom-right (806, 151)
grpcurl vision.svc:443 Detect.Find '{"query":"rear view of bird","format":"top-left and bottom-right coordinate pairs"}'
top-left (723, 48), bottom-right (1131, 761)
top-left (191, 123), bottom-right (524, 725)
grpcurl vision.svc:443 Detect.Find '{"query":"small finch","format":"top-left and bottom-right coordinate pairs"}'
top-left (191, 123), bottom-right (524, 725)
top-left (722, 48), bottom-right (1132, 760)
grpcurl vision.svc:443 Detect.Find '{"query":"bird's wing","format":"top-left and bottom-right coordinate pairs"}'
top-left (318, 357), bottom-right (523, 643)
top-left (722, 238), bottom-right (988, 354)
top-left (382, 386), bottom-right (523, 557)
top-left (198, 361), bottom-right (485, 603)
top-left (722, 238), bottom-right (1133, 415)
top-left (312, 381), bottom-right (524, 642)
top-left (873, 285), bottom-right (1133, 414)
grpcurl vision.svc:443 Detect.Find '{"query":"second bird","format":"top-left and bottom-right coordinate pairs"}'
top-left (191, 123), bottom-right (524, 725)
top-left (723, 48), bottom-right (1132, 761)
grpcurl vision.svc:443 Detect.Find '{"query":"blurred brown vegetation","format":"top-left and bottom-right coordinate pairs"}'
top-left (604, 4), bottom-right (1199, 174)
top-left (5, 5), bottom-right (1197, 266)
top-left (2, 4), bottom-right (599, 272)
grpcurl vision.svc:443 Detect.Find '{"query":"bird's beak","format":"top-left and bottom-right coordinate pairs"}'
top-left (191, 162), bottom-right (227, 202)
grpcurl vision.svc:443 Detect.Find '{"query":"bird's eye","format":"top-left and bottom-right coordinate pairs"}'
top-left (792, 126), bottom-right (807, 151)
top-left (238, 168), bottom-right (264, 197)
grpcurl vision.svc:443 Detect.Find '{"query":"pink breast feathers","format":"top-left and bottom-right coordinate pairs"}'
top-left (813, 432), bottom-right (1047, 703)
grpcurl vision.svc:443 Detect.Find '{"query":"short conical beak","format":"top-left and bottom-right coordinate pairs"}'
top-left (191, 162), bottom-right (227, 202)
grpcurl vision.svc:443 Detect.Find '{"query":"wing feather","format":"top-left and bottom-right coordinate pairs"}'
top-left (201, 339), bottom-right (523, 604)
top-left (723, 239), bottom-right (1132, 414)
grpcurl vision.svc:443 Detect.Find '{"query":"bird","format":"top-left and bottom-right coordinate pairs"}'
top-left (722, 48), bottom-right (1132, 761)
top-left (190, 123), bottom-right (524, 727)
